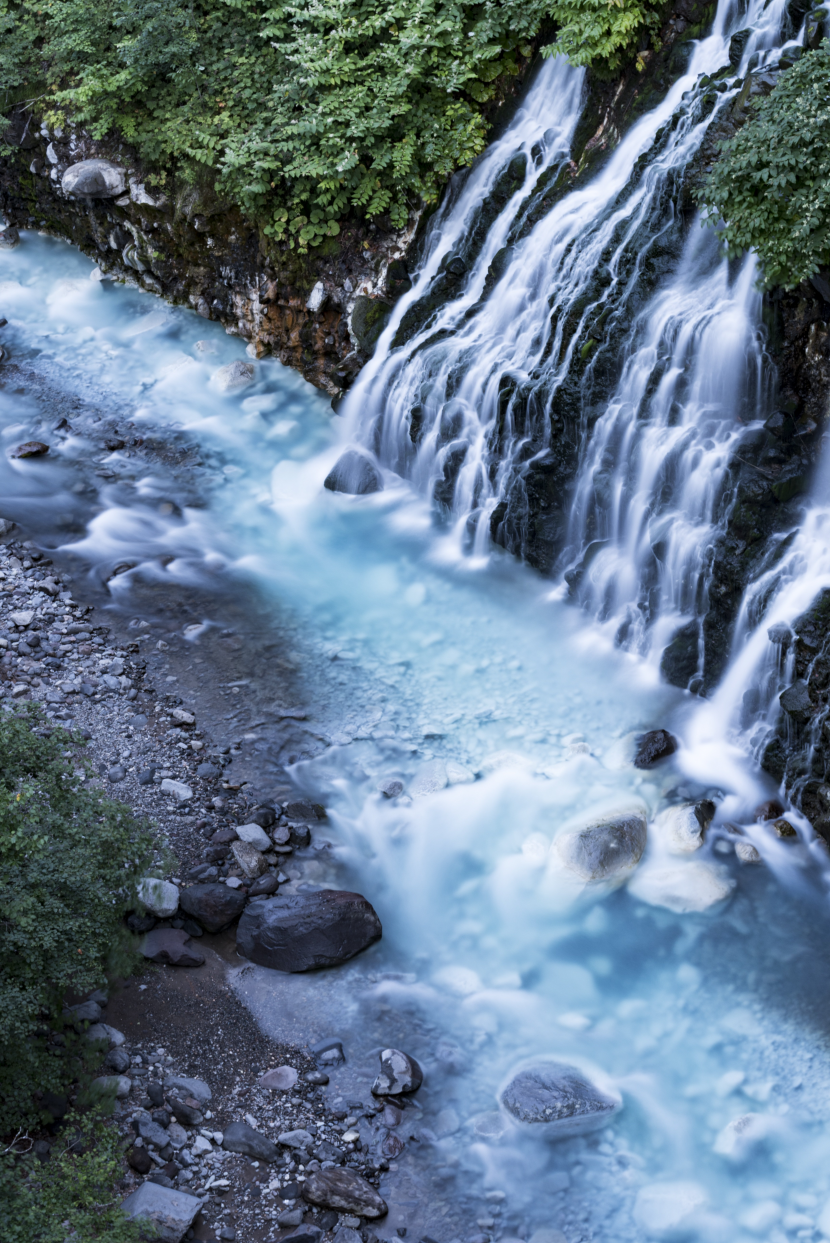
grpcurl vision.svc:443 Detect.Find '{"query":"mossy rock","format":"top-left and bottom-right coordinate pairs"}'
top-left (351, 296), bottom-right (392, 352)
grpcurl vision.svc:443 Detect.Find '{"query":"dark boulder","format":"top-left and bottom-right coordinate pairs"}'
top-left (236, 890), bottom-right (382, 972)
top-left (350, 295), bottom-right (391, 352)
top-left (140, 928), bottom-right (205, 967)
top-left (555, 810), bottom-right (647, 881)
top-left (500, 1061), bottom-right (621, 1138)
top-left (324, 451), bottom-right (382, 496)
top-left (222, 1120), bottom-right (279, 1162)
top-left (302, 1167), bottom-right (388, 1217)
top-left (634, 729), bottom-right (677, 768)
top-left (248, 873), bottom-right (279, 897)
top-left (179, 883), bottom-right (246, 933)
top-left (779, 679), bottom-right (812, 723)
top-left (659, 621), bottom-right (700, 689)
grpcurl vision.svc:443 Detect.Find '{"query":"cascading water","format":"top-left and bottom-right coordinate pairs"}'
top-left (343, 0), bottom-right (794, 680)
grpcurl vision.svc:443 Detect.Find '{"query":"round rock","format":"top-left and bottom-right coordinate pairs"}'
top-left (259, 1065), bottom-right (298, 1091)
top-left (62, 159), bottom-right (127, 198)
top-left (324, 450), bottom-right (382, 496)
top-left (179, 882), bottom-right (246, 933)
top-left (236, 889), bottom-right (382, 972)
top-left (138, 877), bottom-right (180, 919)
top-left (555, 809), bottom-right (647, 881)
top-left (627, 858), bottom-right (735, 913)
top-left (633, 729), bottom-right (677, 768)
top-left (371, 1048), bottom-right (423, 1096)
top-left (236, 822), bottom-right (273, 851)
top-left (499, 1061), bottom-right (621, 1139)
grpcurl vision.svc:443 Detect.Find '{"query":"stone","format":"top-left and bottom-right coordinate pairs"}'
top-left (164, 1076), bottom-right (212, 1106)
top-left (221, 1120), bottom-right (279, 1162)
top-left (91, 1074), bottom-right (131, 1099)
top-left (350, 295), bottom-right (391, 352)
top-left (170, 1098), bottom-right (203, 1127)
top-left (285, 1227), bottom-right (322, 1243)
top-left (650, 804), bottom-right (707, 854)
top-left (136, 1113), bottom-right (171, 1149)
top-left (371, 1048), bottom-right (423, 1096)
top-left (63, 159), bottom-right (127, 199)
top-left (236, 889), bottom-right (382, 972)
top-left (278, 1128), bottom-right (314, 1149)
top-left (251, 806), bottom-right (277, 828)
top-left (141, 928), bottom-right (205, 967)
top-left (196, 762), bottom-right (219, 779)
top-left (755, 799), bottom-right (784, 821)
top-left (633, 1182), bottom-right (707, 1236)
top-left (713, 1112), bottom-right (776, 1160)
top-left (138, 767), bottom-right (156, 785)
top-left (248, 873), bottom-right (279, 897)
top-left (161, 778), bottom-right (193, 802)
top-left (231, 839), bottom-right (268, 879)
top-left (128, 1144), bottom-right (153, 1174)
top-left (0, 226), bottom-right (20, 248)
top-left (410, 758), bottom-right (448, 797)
top-left (779, 679), bottom-right (812, 723)
top-left (106, 1047), bottom-right (131, 1073)
top-left (278, 1208), bottom-right (305, 1227)
top-left (10, 441), bottom-right (49, 459)
top-left (64, 999), bottom-right (102, 1024)
top-left (500, 1061), bottom-right (622, 1139)
top-left (633, 730), bottom-right (677, 768)
top-left (191, 1135), bottom-right (212, 1157)
top-left (179, 882), bottom-right (246, 932)
top-left (213, 360), bottom-right (255, 392)
top-left (771, 817), bottom-right (797, 838)
top-left (627, 858), bottom-right (735, 913)
top-left (313, 1038), bottom-right (344, 1065)
top-left (259, 1065), bottom-right (298, 1091)
top-left (735, 840), bottom-right (762, 864)
top-left (302, 1167), bottom-right (388, 1217)
top-left (120, 1181), bottom-right (202, 1243)
top-left (138, 878), bottom-right (180, 918)
top-left (166, 1121), bottom-right (188, 1151)
top-left (9, 611), bottom-right (33, 627)
top-left (378, 778), bottom-right (404, 798)
top-left (555, 809), bottom-right (647, 881)
top-left (324, 451), bottom-right (383, 496)
top-left (85, 1022), bottom-right (125, 1048)
top-left (306, 281), bottom-right (327, 312)
top-left (235, 822), bottom-right (272, 851)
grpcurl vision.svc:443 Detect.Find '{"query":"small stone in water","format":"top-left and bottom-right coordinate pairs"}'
top-left (735, 840), bottom-right (761, 864)
top-left (500, 1060), bottom-right (622, 1138)
top-left (378, 778), bottom-right (403, 798)
top-left (10, 441), bottom-right (49, 459)
top-left (371, 1048), bottom-right (423, 1096)
top-left (771, 817), bottom-right (797, 838)
top-left (633, 729), bottom-right (677, 768)
top-left (555, 809), bottom-right (647, 881)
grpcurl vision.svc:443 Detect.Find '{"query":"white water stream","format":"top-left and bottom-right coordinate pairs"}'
top-left (3, 0), bottom-right (830, 1236)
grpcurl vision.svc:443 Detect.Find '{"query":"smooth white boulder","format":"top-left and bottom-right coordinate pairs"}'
top-left (161, 778), bottom-right (193, 802)
top-left (213, 360), bottom-right (255, 391)
top-left (62, 159), bottom-right (126, 199)
top-left (138, 877), bottom-right (179, 918)
top-left (713, 1112), bottom-right (777, 1160)
top-left (633, 1182), bottom-right (708, 1237)
top-left (651, 804), bottom-right (705, 854)
top-left (628, 857), bottom-right (734, 913)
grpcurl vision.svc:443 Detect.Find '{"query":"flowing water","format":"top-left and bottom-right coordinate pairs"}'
top-left (4, 0), bottom-right (830, 1237)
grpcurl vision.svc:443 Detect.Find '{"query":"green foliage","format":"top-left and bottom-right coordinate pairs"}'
top-left (0, 0), bottom-right (660, 248)
top-left (698, 42), bottom-right (830, 288)
top-left (0, 1110), bottom-right (141, 1242)
top-left (0, 706), bottom-right (152, 1133)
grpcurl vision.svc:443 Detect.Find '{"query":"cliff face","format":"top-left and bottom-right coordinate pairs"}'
top-left (0, 114), bottom-right (418, 397)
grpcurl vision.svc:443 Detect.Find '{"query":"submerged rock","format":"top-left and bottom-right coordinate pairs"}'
top-left (651, 802), bottom-right (713, 854)
top-left (213, 359), bottom-right (255, 391)
top-left (10, 441), bottom-right (48, 458)
top-left (236, 889), bottom-right (382, 971)
top-left (371, 1048), bottom-right (423, 1096)
top-left (62, 159), bottom-right (126, 199)
top-left (302, 1167), bottom-right (388, 1217)
top-left (627, 858), bottom-right (735, 913)
top-left (633, 1182), bottom-right (707, 1237)
top-left (634, 729), bottom-right (677, 768)
top-left (140, 928), bottom-right (205, 967)
top-left (500, 1061), bottom-right (621, 1138)
top-left (713, 1112), bottom-right (777, 1160)
top-left (554, 809), bottom-right (647, 881)
top-left (735, 839), bottom-right (762, 864)
top-left (324, 450), bottom-right (383, 495)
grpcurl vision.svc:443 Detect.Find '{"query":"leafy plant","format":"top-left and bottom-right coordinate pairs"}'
top-left (0, 0), bottom-right (661, 249)
top-left (698, 42), bottom-right (830, 288)
top-left (0, 1110), bottom-right (142, 1242)
top-left (0, 705), bottom-right (152, 1133)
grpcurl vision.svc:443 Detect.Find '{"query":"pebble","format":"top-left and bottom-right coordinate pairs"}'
top-left (235, 821), bottom-right (272, 851)
top-left (259, 1065), bottom-right (299, 1091)
top-left (161, 778), bottom-right (193, 801)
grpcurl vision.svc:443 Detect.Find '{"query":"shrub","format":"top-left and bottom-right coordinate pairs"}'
top-left (698, 42), bottom-right (830, 288)
top-left (0, 1110), bottom-right (141, 1242)
top-left (0, 705), bottom-right (152, 1134)
top-left (0, 0), bottom-right (661, 249)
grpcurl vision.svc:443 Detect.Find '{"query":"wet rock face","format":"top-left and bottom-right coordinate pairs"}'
top-left (324, 451), bottom-right (383, 495)
top-left (555, 810), bottom-right (647, 881)
top-left (236, 889), bottom-right (382, 971)
top-left (0, 114), bottom-right (415, 398)
top-left (500, 1062), bottom-right (621, 1138)
top-left (634, 729), bottom-right (677, 768)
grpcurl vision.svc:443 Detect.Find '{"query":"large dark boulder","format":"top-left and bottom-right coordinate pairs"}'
top-left (500, 1061), bottom-right (622, 1138)
top-left (236, 890), bottom-right (382, 972)
top-left (324, 451), bottom-right (382, 495)
top-left (302, 1167), bottom-right (387, 1217)
top-left (660, 621), bottom-right (700, 689)
top-left (779, 679), bottom-right (812, 723)
top-left (634, 729), bottom-right (677, 768)
top-left (179, 883), bottom-right (246, 933)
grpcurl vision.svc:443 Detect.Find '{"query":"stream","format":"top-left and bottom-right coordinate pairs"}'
top-left (4, 0), bottom-right (830, 1236)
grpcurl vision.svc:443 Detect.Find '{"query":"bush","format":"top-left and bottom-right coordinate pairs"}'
top-left (0, 1110), bottom-right (141, 1242)
top-left (0, 706), bottom-right (152, 1134)
top-left (698, 42), bottom-right (830, 288)
top-left (0, 0), bottom-right (661, 249)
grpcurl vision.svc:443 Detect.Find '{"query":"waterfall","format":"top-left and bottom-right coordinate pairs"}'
top-left (342, 0), bottom-right (795, 682)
